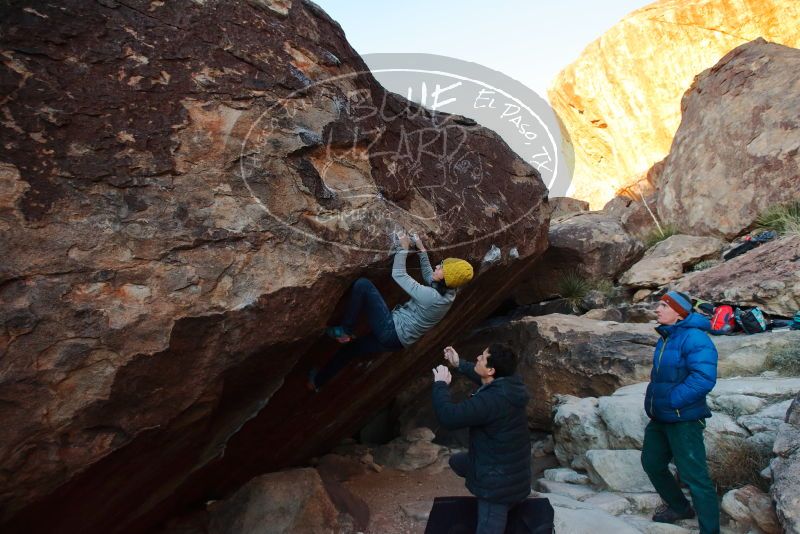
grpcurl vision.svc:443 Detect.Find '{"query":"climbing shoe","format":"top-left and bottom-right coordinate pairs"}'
top-left (652, 504), bottom-right (695, 524)
top-left (325, 326), bottom-right (353, 343)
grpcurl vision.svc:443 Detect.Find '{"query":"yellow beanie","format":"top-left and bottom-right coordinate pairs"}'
top-left (442, 258), bottom-right (473, 288)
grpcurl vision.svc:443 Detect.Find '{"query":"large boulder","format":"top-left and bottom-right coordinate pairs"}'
top-left (771, 392), bottom-right (800, 533)
top-left (553, 378), bottom-right (799, 469)
top-left (0, 2), bottom-right (550, 532)
top-left (513, 212), bottom-right (644, 304)
top-left (619, 235), bottom-right (724, 289)
top-left (549, 0), bottom-right (800, 209)
top-left (461, 315), bottom-right (654, 428)
top-left (207, 468), bottom-right (353, 534)
top-left (712, 329), bottom-right (800, 377)
top-left (657, 39), bottom-right (800, 238)
top-left (552, 396), bottom-right (610, 469)
top-left (550, 197), bottom-right (590, 218)
top-left (584, 450), bottom-right (655, 493)
top-left (675, 235), bottom-right (800, 318)
top-left (720, 485), bottom-right (782, 534)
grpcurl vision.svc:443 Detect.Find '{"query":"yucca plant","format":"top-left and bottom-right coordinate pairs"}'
top-left (557, 271), bottom-right (590, 306)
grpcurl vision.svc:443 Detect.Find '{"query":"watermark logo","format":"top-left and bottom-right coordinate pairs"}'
top-left (239, 53), bottom-right (573, 253)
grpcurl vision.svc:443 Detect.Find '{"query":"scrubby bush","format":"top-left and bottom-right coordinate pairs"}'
top-left (765, 344), bottom-right (800, 376)
top-left (643, 223), bottom-right (679, 249)
top-left (708, 436), bottom-right (770, 494)
top-left (591, 279), bottom-right (615, 298)
top-left (756, 200), bottom-right (800, 236)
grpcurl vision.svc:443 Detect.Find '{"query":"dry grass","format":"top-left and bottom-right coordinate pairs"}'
top-left (707, 436), bottom-right (770, 494)
top-left (644, 223), bottom-right (679, 249)
top-left (756, 200), bottom-right (800, 236)
top-left (765, 344), bottom-right (800, 376)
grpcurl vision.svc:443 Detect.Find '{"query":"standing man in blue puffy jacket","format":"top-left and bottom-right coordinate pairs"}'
top-left (642, 291), bottom-right (720, 534)
top-left (432, 344), bottom-right (531, 534)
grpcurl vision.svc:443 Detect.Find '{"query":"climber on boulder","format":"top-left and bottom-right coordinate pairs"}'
top-left (308, 231), bottom-right (473, 391)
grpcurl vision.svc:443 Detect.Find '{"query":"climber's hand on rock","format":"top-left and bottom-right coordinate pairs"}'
top-left (413, 233), bottom-right (425, 252)
top-left (397, 231), bottom-right (411, 250)
top-left (432, 365), bottom-right (451, 385)
top-left (443, 346), bottom-right (459, 367)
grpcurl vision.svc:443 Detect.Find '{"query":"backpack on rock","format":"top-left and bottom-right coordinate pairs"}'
top-left (709, 305), bottom-right (736, 335)
top-left (735, 307), bottom-right (768, 335)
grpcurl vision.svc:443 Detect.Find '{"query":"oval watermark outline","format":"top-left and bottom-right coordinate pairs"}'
top-left (238, 61), bottom-right (562, 254)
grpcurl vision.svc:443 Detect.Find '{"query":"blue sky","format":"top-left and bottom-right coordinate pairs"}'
top-left (315, 0), bottom-right (651, 100)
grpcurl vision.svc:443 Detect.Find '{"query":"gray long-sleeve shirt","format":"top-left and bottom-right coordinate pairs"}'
top-left (391, 250), bottom-right (455, 347)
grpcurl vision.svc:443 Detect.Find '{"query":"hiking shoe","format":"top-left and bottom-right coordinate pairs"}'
top-left (652, 504), bottom-right (695, 524)
top-left (325, 326), bottom-right (353, 344)
top-left (306, 368), bottom-right (320, 393)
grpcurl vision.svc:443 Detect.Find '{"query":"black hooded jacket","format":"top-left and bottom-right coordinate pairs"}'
top-left (432, 361), bottom-right (531, 504)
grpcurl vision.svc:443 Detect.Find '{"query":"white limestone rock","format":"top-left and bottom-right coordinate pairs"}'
top-left (542, 467), bottom-right (590, 485)
top-left (584, 450), bottom-right (656, 493)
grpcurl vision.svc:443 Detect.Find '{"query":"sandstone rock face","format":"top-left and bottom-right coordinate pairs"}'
top-left (549, 0), bottom-right (800, 209)
top-left (619, 235), bottom-right (724, 289)
top-left (207, 468), bottom-right (350, 534)
top-left (550, 197), bottom-right (590, 218)
top-left (462, 315), bottom-right (655, 428)
top-left (771, 391), bottom-right (800, 533)
top-left (657, 39), bottom-right (800, 238)
top-left (675, 236), bottom-right (800, 317)
top-left (513, 213), bottom-right (644, 304)
top-left (373, 428), bottom-right (444, 471)
top-left (712, 329), bottom-right (800, 377)
top-left (602, 194), bottom-right (660, 240)
top-left (0, 2), bottom-right (549, 532)
top-left (721, 485), bottom-right (782, 534)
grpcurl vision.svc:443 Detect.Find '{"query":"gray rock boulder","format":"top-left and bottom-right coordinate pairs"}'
top-left (553, 396), bottom-right (610, 469)
top-left (373, 428), bottom-right (444, 471)
top-left (711, 330), bottom-right (800, 377)
top-left (771, 392), bottom-right (800, 533)
top-left (620, 234), bottom-right (724, 289)
top-left (208, 468), bottom-right (353, 534)
top-left (584, 450), bottom-right (656, 492)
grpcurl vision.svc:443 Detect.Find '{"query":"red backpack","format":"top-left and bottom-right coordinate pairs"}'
top-left (710, 305), bottom-right (735, 334)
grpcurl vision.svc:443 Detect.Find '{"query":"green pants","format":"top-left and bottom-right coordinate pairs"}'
top-left (641, 420), bottom-right (720, 534)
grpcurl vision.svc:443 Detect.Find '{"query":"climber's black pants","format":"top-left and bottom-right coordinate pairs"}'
top-left (314, 278), bottom-right (403, 388)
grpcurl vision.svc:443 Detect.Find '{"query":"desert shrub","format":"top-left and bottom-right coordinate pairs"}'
top-left (644, 223), bottom-right (679, 249)
top-left (691, 259), bottom-right (720, 272)
top-left (707, 436), bottom-right (770, 494)
top-left (557, 271), bottom-right (590, 306)
top-left (591, 278), bottom-right (615, 298)
top-left (756, 200), bottom-right (800, 236)
top-left (765, 344), bottom-right (800, 376)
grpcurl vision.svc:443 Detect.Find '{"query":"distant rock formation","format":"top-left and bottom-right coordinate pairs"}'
top-left (0, 1), bottom-right (548, 532)
top-left (549, 0), bottom-right (800, 208)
